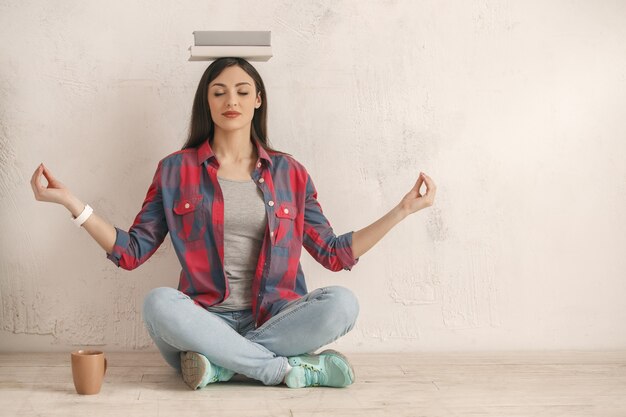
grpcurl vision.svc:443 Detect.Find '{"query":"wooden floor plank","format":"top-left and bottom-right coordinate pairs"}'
top-left (0, 351), bottom-right (624, 417)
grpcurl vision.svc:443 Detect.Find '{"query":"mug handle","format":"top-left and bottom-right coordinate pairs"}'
top-left (103, 358), bottom-right (108, 376)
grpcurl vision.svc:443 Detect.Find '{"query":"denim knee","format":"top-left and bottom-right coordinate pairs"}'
top-left (142, 287), bottom-right (182, 330)
top-left (325, 286), bottom-right (360, 331)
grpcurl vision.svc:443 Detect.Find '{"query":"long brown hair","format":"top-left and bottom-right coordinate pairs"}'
top-left (181, 57), bottom-right (290, 157)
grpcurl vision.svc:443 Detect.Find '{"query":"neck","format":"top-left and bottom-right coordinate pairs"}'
top-left (211, 127), bottom-right (256, 164)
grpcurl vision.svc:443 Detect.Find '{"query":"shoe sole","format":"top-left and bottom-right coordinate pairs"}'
top-left (318, 349), bottom-right (356, 385)
top-left (180, 351), bottom-right (207, 390)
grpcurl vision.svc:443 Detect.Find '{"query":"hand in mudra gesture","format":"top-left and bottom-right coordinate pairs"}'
top-left (399, 172), bottom-right (437, 216)
top-left (30, 163), bottom-right (71, 206)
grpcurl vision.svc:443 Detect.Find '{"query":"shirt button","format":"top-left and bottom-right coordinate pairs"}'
top-left (258, 178), bottom-right (264, 183)
top-left (184, 203), bottom-right (190, 209)
top-left (268, 200), bottom-right (274, 206)
top-left (256, 162), bottom-right (261, 168)
top-left (283, 208), bottom-right (289, 214)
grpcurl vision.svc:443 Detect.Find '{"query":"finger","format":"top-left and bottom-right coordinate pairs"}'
top-left (41, 164), bottom-right (56, 182)
top-left (413, 176), bottom-right (425, 195)
top-left (30, 167), bottom-right (38, 194)
top-left (422, 175), bottom-right (436, 197)
top-left (30, 164), bottom-right (41, 185)
top-left (422, 173), bottom-right (436, 191)
top-left (32, 164), bottom-right (44, 186)
top-left (422, 178), bottom-right (430, 195)
top-left (422, 176), bottom-right (436, 201)
top-left (31, 165), bottom-right (44, 197)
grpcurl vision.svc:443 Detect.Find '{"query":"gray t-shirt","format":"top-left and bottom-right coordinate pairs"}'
top-left (207, 175), bottom-right (267, 312)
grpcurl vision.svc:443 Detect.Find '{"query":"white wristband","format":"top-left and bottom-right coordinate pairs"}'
top-left (72, 204), bottom-right (94, 227)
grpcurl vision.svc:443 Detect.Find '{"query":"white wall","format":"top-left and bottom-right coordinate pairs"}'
top-left (1, 0), bottom-right (625, 352)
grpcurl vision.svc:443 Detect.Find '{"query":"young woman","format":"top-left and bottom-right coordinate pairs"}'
top-left (30, 57), bottom-right (436, 389)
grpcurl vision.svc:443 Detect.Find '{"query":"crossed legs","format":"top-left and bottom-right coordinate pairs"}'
top-left (142, 286), bottom-right (359, 386)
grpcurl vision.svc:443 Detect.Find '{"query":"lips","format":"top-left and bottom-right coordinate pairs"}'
top-left (222, 111), bottom-right (241, 116)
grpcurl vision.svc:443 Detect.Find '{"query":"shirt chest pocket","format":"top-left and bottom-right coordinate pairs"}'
top-left (173, 194), bottom-right (206, 242)
top-left (274, 202), bottom-right (297, 247)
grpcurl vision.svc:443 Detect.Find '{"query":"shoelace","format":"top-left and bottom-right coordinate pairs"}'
top-left (301, 363), bottom-right (326, 387)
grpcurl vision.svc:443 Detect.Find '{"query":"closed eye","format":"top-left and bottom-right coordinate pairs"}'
top-left (214, 93), bottom-right (249, 96)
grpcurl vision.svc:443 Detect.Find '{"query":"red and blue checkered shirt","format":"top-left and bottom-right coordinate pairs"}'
top-left (106, 138), bottom-right (359, 327)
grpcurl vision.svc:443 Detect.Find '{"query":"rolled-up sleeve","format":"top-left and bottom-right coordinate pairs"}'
top-left (105, 160), bottom-right (168, 270)
top-left (302, 171), bottom-right (360, 272)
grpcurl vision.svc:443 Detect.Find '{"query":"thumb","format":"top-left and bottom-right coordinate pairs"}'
top-left (413, 176), bottom-right (424, 194)
top-left (41, 164), bottom-right (57, 182)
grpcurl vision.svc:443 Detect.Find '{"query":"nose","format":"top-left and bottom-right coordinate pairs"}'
top-left (227, 94), bottom-right (238, 108)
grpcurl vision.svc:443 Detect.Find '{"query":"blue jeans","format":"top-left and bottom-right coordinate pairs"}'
top-left (142, 285), bottom-right (359, 385)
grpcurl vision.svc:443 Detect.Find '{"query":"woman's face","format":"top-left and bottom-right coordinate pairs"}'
top-left (207, 65), bottom-right (262, 133)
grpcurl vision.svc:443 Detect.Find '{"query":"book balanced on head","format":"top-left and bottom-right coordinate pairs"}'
top-left (188, 30), bottom-right (273, 62)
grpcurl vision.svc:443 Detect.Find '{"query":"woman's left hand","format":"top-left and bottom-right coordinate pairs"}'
top-left (398, 172), bottom-right (437, 217)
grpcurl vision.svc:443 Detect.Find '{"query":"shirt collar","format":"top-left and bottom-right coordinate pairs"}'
top-left (197, 136), bottom-right (273, 167)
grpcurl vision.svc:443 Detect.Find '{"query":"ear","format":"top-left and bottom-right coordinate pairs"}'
top-left (256, 91), bottom-right (262, 108)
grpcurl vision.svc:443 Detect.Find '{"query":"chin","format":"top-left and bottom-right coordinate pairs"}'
top-left (215, 121), bottom-right (251, 132)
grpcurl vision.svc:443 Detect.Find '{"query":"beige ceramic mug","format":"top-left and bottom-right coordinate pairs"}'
top-left (70, 349), bottom-right (107, 395)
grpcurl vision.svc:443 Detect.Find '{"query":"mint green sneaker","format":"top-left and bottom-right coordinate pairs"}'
top-left (180, 351), bottom-right (235, 390)
top-left (284, 349), bottom-right (355, 388)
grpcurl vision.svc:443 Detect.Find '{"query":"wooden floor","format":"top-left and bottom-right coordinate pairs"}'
top-left (0, 351), bottom-right (625, 416)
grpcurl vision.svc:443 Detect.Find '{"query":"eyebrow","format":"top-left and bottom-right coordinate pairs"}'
top-left (209, 82), bottom-right (252, 88)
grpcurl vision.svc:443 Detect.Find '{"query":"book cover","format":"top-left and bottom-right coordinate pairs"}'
top-left (188, 45), bottom-right (273, 62)
top-left (192, 31), bottom-right (271, 46)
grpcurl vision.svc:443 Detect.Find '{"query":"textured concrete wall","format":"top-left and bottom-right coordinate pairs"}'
top-left (1, 0), bottom-right (625, 352)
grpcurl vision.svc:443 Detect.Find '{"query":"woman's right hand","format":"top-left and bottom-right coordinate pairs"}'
top-left (30, 163), bottom-right (72, 206)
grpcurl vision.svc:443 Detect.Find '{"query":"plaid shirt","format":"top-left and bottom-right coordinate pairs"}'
top-left (106, 138), bottom-right (359, 327)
